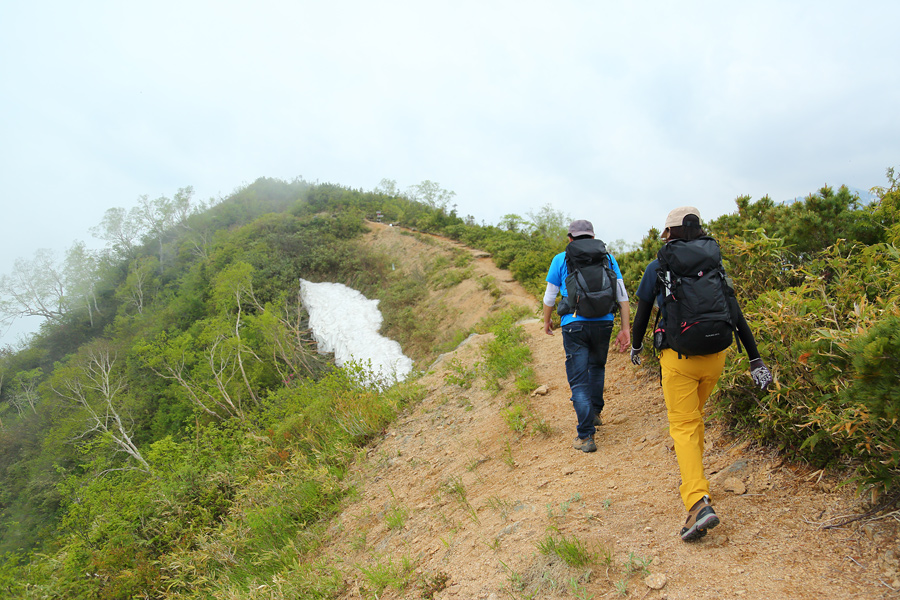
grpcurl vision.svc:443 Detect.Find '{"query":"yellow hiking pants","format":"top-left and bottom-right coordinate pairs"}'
top-left (659, 348), bottom-right (727, 511)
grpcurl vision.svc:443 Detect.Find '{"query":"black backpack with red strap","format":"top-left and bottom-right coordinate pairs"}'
top-left (654, 236), bottom-right (740, 356)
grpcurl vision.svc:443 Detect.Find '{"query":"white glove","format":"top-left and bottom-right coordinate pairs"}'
top-left (630, 345), bottom-right (643, 366)
top-left (750, 358), bottom-right (772, 391)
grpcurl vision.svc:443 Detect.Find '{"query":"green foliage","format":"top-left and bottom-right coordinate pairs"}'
top-left (477, 274), bottom-right (503, 299)
top-left (428, 255), bottom-right (474, 289)
top-left (4, 169), bottom-right (900, 597)
top-left (0, 178), bottom-right (441, 596)
top-left (385, 504), bottom-right (408, 530)
top-left (481, 311), bottom-right (534, 395)
top-left (537, 531), bottom-right (599, 567)
top-left (616, 227), bottom-right (663, 297)
top-left (525, 203), bottom-right (570, 241)
top-left (622, 551), bottom-right (652, 576)
top-left (504, 402), bottom-right (528, 433)
top-left (708, 185), bottom-right (883, 256)
top-left (371, 267), bottom-right (441, 361)
top-left (358, 554), bottom-right (417, 599)
top-left (513, 365), bottom-right (538, 395)
top-left (845, 315), bottom-right (900, 422)
top-left (13, 365), bottom-right (424, 599)
top-left (444, 358), bottom-right (477, 389)
top-left (0, 553), bottom-right (25, 598)
top-left (419, 570), bottom-right (452, 600)
top-left (715, 230), bottom-right (900, 492)
top-left (871, 167), bottom-right (900, 244)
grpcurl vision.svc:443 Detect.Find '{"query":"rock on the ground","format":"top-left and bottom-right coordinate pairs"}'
top-left (645, 573), bottom-right (668, 589)
top-left (723, 476), bottom-right (747, 495)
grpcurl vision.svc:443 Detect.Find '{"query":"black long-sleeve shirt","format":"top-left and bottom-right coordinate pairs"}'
top-left (630, 259), bottom-right (761, 361)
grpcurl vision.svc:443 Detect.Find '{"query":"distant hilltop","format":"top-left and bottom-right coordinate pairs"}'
top-left (789, 185), bottom-right (877, 204)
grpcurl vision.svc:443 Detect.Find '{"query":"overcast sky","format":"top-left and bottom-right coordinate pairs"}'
top-left (2, 1), bottom-right (898, 343)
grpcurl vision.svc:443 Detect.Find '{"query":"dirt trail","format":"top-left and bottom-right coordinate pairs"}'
top-left (324, 224), bottom-right (900, 599)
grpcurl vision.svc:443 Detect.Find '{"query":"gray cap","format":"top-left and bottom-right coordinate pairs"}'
top-left (567, 219), bottom-right (594, 237)
top-left (664, 206), bottom-right (701, 229)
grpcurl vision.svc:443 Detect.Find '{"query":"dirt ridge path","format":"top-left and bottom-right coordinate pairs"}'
top-left (325, 224), bottom-right (899, 599)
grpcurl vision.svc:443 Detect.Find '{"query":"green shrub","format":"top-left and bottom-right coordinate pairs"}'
top-left (537, 532), bottom-right (600, 568)
top-left (715, 234), bottom-right (900, 493)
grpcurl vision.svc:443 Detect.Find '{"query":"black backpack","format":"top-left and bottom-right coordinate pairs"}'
top-left (557, 238), bottom-right (618, 319)
top-left (654, 236), bottom-right (740, 356)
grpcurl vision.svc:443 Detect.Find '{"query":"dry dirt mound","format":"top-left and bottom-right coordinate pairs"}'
top-left (324, 226), bottom-right (900, 599)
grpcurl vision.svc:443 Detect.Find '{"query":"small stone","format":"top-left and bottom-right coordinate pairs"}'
top-left (706, 532), bottom-right (730, 547)
top-left (722, 459), bottom-right (750, 475)
top-left (644, 573), bottom-right (667, 590)
top-left (531, 385), bottom-right (550, 397)
top-left (728, 440), bottom-right (752, 456)
top-left (563, 466), bottom-right (576, 476)
top-left (723, 477), bottom-right (747, 495)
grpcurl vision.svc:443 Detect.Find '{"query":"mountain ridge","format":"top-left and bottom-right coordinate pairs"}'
top-left (318, 223), bottom-right (898, 599)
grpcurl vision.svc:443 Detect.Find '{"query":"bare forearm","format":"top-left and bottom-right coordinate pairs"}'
top-left (542, 303), bottom-right (554, 335)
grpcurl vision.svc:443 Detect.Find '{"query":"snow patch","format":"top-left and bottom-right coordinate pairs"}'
top-left (299, 279), bottom-right (413, 387)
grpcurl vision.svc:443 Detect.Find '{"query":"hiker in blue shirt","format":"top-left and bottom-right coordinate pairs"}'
top-left (542, 219), bottom-right (631, 453)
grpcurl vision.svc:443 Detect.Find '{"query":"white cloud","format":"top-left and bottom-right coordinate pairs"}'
top-left (2, 0), bottom-right (899, 342)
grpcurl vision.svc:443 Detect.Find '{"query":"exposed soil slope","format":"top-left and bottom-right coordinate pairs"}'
top-left (324, 223), bottom-right (900, 599)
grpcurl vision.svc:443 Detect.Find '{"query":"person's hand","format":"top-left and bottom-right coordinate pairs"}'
top-left (630, 345), bottom-right (642, 366)
top-left (749, 358), bottom-right (772, 391)
top-left (544, 321), bottom-right (554, 336)
top-left (615, 329), bottom-right (630, 352)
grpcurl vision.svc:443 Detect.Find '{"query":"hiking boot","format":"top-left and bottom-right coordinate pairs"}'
top-left (573, 436), bottom-right (584, 450)
top-left (680, 495), bottom-right (719, 542)
top-left (593, 414), bottom-right (603, 427)
top-left (581, 435), bottom-right (597, 453)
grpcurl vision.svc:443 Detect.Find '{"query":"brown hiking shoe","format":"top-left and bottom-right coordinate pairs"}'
top-left (680, 496), bottom-right (719, 542)
top-left (593, 414), bottom-right (603, 427)
top-left (572, 436), bottom-right (597, 452)
top-left (581, 435), bottom-right (597, 453)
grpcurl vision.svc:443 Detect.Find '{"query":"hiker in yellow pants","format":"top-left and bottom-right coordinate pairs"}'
top-left (630, 206), bottom-right (773, 542)
top-left (659, 348), bottom-right (727, 512)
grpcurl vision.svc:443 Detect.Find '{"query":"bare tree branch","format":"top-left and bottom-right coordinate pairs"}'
top-left (52, 345), bottom-right (151, 473)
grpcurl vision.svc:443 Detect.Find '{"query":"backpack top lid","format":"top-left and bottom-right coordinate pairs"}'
top-left (566, 238), bottom-right (608, 268)
top-left (658, 236), bottom-right (721, 276)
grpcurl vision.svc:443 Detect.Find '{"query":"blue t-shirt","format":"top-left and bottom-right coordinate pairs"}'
top-left (546, 250), bottom-right (623, 326)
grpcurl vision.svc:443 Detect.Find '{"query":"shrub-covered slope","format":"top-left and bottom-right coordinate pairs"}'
top-left (0, 171), bottom-right (898, 598)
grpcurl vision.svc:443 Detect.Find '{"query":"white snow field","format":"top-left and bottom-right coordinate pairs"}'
top-left (299, 279), bottom-right (414, 387)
